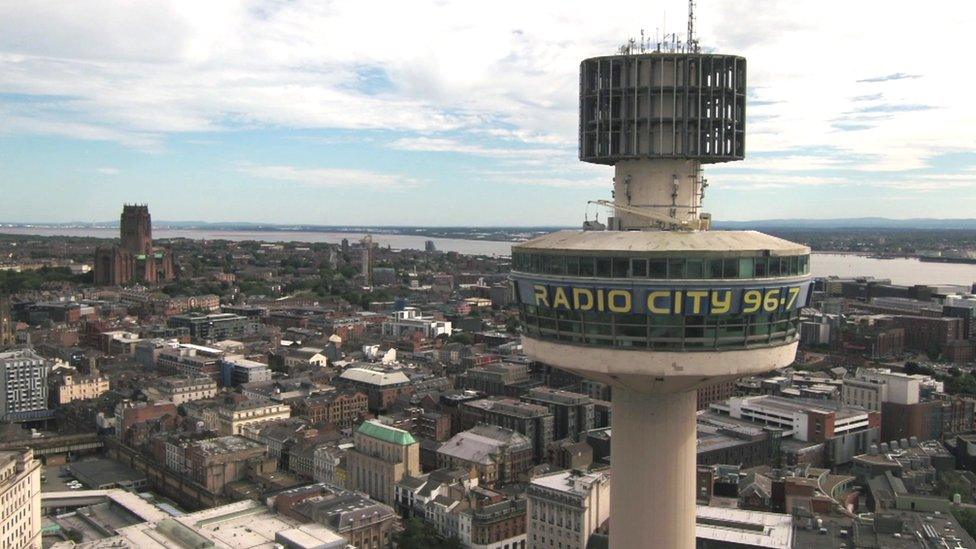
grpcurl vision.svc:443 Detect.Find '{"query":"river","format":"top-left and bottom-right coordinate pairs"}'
top-left (4, 227), bottom-right (976, 287)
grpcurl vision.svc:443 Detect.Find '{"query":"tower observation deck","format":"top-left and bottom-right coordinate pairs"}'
top-left (510, 35), bottom-right (812, 549)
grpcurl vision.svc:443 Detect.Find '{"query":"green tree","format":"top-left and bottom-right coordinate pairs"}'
top-left (0, 266), bottom-right (81, 293)
top-left (64, 528), bottom-right (83, 543)
top-left (904, 362), bottom-right (936, 376)
top-left (505, 316), bottom-right (521, 334)
top-left (448, 332), bottom-right (474, 345)
top-left (395, 518), bottom-right (440, 549)
top-left (946, 374), bottom-right (976, 397)
top-left (954, 507), bottom-right (976, 539)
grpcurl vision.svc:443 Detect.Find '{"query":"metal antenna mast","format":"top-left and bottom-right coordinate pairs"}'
top-left (687, 0), bottom-right (699, 53)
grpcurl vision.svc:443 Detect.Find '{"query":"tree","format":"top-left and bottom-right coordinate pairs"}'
top-left (448, 332), bottom-right (474, 345)
top-left (64, 528), bottom-right (83, 543)
top-left (441, 537), bottom-right (464, 549)
top-left (954, 507), bottom-right (976, 539)
top-left (0, 266), bottom-right (82, 293)
top-left (505, 316), bottom-right (521, 334)
top-left (904, 362), bottom-right (936, 377)
top-left (946, 374), bottom-right (976, 397)
top-left (395, 518), bottom-right (437, 549)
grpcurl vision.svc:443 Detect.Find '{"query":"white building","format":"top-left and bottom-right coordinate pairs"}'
top-left (527, 469), bottom-right (610, 549)
top-left (841, 367), bottom-right (943, 411)
top-left (382, 307), bottom-right (452, 338)
top-left (50, 368), bottom-right (109, 405)
top-left (45, 497), bottom-right (346, 549)
top-left (0, 449), bottom-right (41, 549)
top-left (152, 376), bottom-right (218, 405)
top-left (945, 294), bottom-right (976, 311)
top-left (156, 344), bottom-right (223, 378)
top-left (216, 399), bottom-right (291, 435)
top-left (221, 355), bottom-right (272, 387)
top-left (0, 348), bottom-right (49, 422)
top-left (711, 395), bottom-right (874, 442)
top-left (313, 444), bottom-right (349, 487)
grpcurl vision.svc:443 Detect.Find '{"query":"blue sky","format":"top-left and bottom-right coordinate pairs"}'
top-left (1, 1), bottom-right (974, 226)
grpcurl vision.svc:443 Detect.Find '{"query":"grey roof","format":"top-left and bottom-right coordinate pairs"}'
top-left (70, 458), bottom-right (146, 487)
top-left (398, 475), bottom-right (427, 490)
top-left (339, 367), bottom-right (410, 386)
top-left (438, 425), bottom-right (531, 464)
top-left (514, 229), bottom-right (809, 256)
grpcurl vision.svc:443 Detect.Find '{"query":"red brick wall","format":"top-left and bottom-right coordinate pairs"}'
top-left (805, 410), bottom-right (835, 443)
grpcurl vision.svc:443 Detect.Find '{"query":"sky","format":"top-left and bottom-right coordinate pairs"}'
top-left (1, 0), bottom-right (974, 226)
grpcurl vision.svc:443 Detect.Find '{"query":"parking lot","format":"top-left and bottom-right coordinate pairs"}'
top-left (40, 464), bottom-right (84, 493)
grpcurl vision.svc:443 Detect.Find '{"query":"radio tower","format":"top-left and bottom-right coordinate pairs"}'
top-left (510, 5), bottom-right (812, 548)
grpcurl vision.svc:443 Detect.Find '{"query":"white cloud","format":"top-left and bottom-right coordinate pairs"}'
top-left (95, 167), bottom-right (120, 175)
top-left (389, 137), bottom-right (569, 163)
top-left (1, 0), bottom-right (974, 199)
top-left (238, 164), bottom-right (421, 190)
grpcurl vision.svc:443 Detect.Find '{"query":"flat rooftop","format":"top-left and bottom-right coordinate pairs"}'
top-left (696, 505), bottom-right (793, 549)
top-left (103, 499), bottom-right (347, 549)
top-left (69, 458), bottom-right (147, 489)
top-left (194, 435), bottom-right (264, 455)
top-left (732, 395), bottom-right (869, 420)
top-left (530, 469), bottom-right (609, 497)
top-left (514, 230), bottom-right (809, 256)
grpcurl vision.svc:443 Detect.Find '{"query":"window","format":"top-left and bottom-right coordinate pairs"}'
top-left (521, 304), bottom-right (800, 351)
top-left (754, 258), bottom-right (767, 277)
top-left (739, 257), bottom-right (754, 278)
top-left (612, 257), bottom-right (630, 278)
top-left (630, 258), bottom-right (648, 277)
top-left (580, 257), bottom-right (595, 276)
top-left (708, 259), bottom-right (723, 279)
top-left (723, 258), bottom-right (739, 278)
top-left (668, 258), bottom-right (685, 279)
top-left (515, 253), bottom-right (809, 279)
top-left (647, 259), bottom-right (667, 279)
top-left (565, 256), bottom-right (580, 276)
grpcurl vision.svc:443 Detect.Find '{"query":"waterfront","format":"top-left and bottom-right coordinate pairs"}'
top-left (4, 227), bottom-right (976, 287)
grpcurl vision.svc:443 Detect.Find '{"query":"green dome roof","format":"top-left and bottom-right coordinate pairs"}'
top-left (356, 420), bottom-right (417, 446)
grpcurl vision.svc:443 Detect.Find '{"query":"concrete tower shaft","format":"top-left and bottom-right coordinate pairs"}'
top-left (612, 158), bottom-right (702, 229)
top-left (513, 42), bottom-right (807, 549)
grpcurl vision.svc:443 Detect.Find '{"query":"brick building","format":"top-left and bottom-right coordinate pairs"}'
top-left (335, 366), bottom-right (413, 413)
top-left (885, 315), bottom-right (963, 354)
top-left (436, 425), bottom-right (533, 487)
top-left (697, 379), bottom-right (736, 410)
top-left (522, 387), bottom-right (594, 441)
top-left (187, 436), bottom-right (270, 495)
top-left (93, 205), bottom-right (175, 286)
top-left (459, 397), bottom-right (554, 463)
top-left (292, 390), bottom-right (369, 429)
top-left (274, 483), bottom-right (397, 549)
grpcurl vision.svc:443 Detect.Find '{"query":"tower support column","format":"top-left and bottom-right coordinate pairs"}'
top-left (610, 387), bottom-right (697, 549)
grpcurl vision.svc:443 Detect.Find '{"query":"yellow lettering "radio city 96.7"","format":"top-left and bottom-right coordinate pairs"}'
top-left (522, 283), bottom-right (808, 316)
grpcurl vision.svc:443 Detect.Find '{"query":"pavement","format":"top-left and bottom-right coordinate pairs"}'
top-left (41, 464), bottom-right (81, 493)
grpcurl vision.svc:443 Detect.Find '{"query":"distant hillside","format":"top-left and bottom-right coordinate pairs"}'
top-left (7, 218), bottom-right (976, 231)
top-left (712, 218), bottom-right (976, 230)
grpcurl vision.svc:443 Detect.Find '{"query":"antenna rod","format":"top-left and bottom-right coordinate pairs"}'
top-left (687, 0), bottom-right (698, 53)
